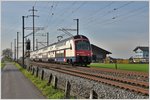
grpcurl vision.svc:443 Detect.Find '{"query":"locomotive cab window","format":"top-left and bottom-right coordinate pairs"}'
top-left (75, 40), bottom-right (91, 50)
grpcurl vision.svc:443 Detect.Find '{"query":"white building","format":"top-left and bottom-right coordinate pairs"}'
top-left (133, 46), bottom-right (149, 63)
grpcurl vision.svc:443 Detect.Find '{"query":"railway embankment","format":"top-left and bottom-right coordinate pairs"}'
top-left (27, 62), bottom-right (148, 99)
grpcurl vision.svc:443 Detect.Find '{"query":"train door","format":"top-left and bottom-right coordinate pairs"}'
top-left (64, 50), bottom-right (66, 62)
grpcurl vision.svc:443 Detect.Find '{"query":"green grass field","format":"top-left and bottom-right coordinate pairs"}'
top-left (89, 63), bottom-right (149, 72)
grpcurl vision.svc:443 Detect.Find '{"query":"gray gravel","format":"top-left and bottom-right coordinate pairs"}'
top-left (32, 65), bottom-right (149, 99)
top-left (72, 67), bottom-right (149, 82)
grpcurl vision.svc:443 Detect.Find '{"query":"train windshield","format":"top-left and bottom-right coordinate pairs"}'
top-left (76, 40), bottom-right (91, 50)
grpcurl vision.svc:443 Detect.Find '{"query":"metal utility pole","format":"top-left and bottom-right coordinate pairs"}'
top-left (22, 16), bottom-right (25, 68)
top-left (22, 16), bottom-right (28, 68)
top-left (11, 42), bottom-right (13, 59)
top-left (11, 42), bottom-right (12, 51)
top-left (14, 39), bottom-right (16, 61)
top-left (36, 39), bottom-right (38, 50)
top-left (74, 19), bottom-right (79, 35)
top-left (47, 32), bottom-right (49, 46)
top-left (29, 6), bottom-right (38, 51)
top-left (17, 32), bottom-right (19, 61)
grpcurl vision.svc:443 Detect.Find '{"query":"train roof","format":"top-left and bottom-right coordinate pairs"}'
top-left (31, 35), bottom-right (89, 52)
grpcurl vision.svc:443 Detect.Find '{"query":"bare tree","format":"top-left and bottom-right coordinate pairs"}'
top-left (2, 48), bottom-right (13, 59)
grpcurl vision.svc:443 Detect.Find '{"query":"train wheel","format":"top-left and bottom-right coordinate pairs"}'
top-left (80, 63), bottom-right (83, 67)
top-left (69, 59), bottom-right (72, 64)
top-left (84, 64), bottom-right (87, 67)
top-left (71, 63), bottom-right (74, 66)
top-left (67, 59), bottom-right (69, 64)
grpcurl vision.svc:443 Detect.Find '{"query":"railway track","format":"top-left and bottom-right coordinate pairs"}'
top-left (31, 62), bottom-right (149, 95)
top-left (31, 62), bottom-right (148, 82)
top-left (77, 67), bottom-right (148, 82)
top-left (88, 67), bottom-right (148, 78)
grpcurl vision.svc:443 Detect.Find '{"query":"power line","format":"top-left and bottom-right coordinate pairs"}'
top-left (33, 1), bottom-right (37, 7)
top-left (102, 6), bottom-right (147, 26)
top-left (49, 1), bottom-right (77, 28)
top-left (44, 1), bottom-right (55, 28)
top-left (50, 2), bottom-right (78, 29)
top-left (40, 1), bottom-right (77, 42)
top-left (46, 1), bottom-right (59, 28)
top-left (53, 1), bottom-right (86, 30)
top-left (82, 1), bottom-right (134, 27)
top-left (113, 1), bottom-right (134, 10)
top-left (71, 2), bottom-right (87, 13)
top-left (57, 1), bottom-right (76, 17)
top-left (81, 5), bottom-right (147, 30)
top-left (84, 5), bottom-right (147, 30)
top-left (82, 2), bottom-right (114, 22)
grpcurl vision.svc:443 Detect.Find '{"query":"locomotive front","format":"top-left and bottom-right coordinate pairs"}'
top-left (74, 35), bottom-right (92, 66)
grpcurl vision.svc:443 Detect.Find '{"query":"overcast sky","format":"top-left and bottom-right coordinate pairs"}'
top-left (1, 1), bottom-right (149, 59)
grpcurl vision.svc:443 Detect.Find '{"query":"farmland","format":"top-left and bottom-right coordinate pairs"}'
top-left (89, 63), bottom-right (149, 72)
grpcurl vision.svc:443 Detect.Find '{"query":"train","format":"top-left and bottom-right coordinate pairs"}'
top-left (30, 35), bottom-right (92, 66)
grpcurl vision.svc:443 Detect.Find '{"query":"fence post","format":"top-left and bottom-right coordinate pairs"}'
top-left (65, 81), bottom-right (71, 99)
top-left (32, 67), bottom-right (35, 75)
top-left (27, 66), bottom-right (30, 72)
top-left (36, 67), bottom-right (39, 77)
top-left (30, 66), bottom-right (31, 71)
top-left (41, 70), bottom-right (44, 80)
top-left (30, 66), bottom-right (33, 72)
top-left (89, 90), bottom-right (98, 99)
top-left (29, 65), bottom-right (32, 72)
top-left (53, 76), bottom-right (57, 89)
top-left (47, 74), bottom-right (52, 86)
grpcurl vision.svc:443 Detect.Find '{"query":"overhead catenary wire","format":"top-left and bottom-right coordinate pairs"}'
top-left (38, 1), bottom-right (84, 37)
top-left (101, 6), bottom-right (148, 26)
top-left (53, 1), bottom-right (113, 36)
top-left (24, 1), bottom-right (147, 49)
top-left (45, 1), bottom-right (134, 41)
top-left (58, 1), bottom-right (77, 17)
top-left (45, 1), bottom-right (59, 29)
top-left (52, 1), bottom-right (85, 29)
top-left (113, 1), bottom-right (134, 10)
top-left (81, 1), bottom-right (134, 29)
top-left (39, 1), bottom-right (76, 40)
top-left (83, 1), bottom-right (134, 27)
top-left (33, 1), bottom-right (37, 7)
top-left (82, 2), bottom-right (114, 22)
top-left (43, 1), bottom-right (77, 35)
top-left (44, 1), bottom-right (55, 29)
top-left (71, 2), bottom-right (87, 14)
top-left (40, 2), bottom-right (60, 47)
top-left (82, 5), bottom-right (147, 30)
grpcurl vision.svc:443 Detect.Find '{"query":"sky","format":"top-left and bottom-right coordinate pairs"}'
top-left (1, 1), bottom-right (149, 59)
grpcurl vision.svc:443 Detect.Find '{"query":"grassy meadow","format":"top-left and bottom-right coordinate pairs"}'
top-left (89, 63), bottom-right (149, 72)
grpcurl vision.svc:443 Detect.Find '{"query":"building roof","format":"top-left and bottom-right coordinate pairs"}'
top-left (91, 44), bottom-right (112, 54)
top-left (133, 46), bottom-right (149, 51)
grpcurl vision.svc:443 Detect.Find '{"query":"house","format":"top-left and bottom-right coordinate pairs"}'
top-left (91, 44), bottom-right (111, 62)
top-left (133, 46), bottom-right (149, 63)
